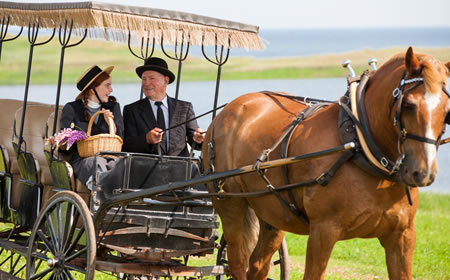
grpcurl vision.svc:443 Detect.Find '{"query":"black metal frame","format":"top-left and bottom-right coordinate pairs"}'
top-left (0, 15), bottom-right (23, 63)
top-left (161, 31), bottom-right (190, 100)
top-left (128, 31), bottom-right (155, 99)
top-left (16, 19), bottom-right (55, 154)
top-left (201, 34), bottom-right (230, 120)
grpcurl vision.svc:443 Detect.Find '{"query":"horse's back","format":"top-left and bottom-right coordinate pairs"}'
top-left (207, 92), bottom-right (310, 168)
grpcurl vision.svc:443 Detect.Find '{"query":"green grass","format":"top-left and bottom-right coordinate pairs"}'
top-left (283, 192), bottom-right (450, 279)
top-left (0, 192), bottom-right (447, 279)
top-left (1, 36), bottom-right (450, 85)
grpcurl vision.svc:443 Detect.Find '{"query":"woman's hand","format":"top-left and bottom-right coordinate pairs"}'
top-left (102, 109), bottom-right (116, 133)
top-left (102, 108), bottom-right (114, 119)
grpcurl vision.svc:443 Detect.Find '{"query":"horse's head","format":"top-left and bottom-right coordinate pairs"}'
top-left (374, 47), bottom-right (450, 186)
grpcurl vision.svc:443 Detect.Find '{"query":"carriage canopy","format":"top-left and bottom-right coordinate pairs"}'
top-left (0, 1), bottom-right (263, 50)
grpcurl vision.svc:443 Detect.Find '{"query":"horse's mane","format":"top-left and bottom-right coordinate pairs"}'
top-left (378, 51), bottom-right (444, 93)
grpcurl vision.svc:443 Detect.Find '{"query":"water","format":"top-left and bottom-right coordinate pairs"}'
top-left (1, 80), bottom-right (449, 194)
top-left (208, 28), bottom-right (450, 57)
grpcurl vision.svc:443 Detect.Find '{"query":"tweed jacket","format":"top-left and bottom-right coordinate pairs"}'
top-left (122, 96), bottom-right (200, 156)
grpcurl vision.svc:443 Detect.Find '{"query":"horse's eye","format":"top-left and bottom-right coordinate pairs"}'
top-left (402, 102), bottom-right (416, 112)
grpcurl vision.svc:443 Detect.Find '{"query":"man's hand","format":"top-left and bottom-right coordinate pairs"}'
top-left (146, 127), bottom-right (164, 144)
top-left (193, 128), bottom-right (205, 144)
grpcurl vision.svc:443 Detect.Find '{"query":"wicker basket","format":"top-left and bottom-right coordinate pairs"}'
top-left (77, 110), bottom-right (123, 157)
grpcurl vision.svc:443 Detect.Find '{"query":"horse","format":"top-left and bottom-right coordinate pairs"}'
top-left (202, 47), bottom-right (450, 279)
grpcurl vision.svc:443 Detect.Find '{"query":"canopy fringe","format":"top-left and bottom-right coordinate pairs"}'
top-left (0, 6), bottom-right (263, 50)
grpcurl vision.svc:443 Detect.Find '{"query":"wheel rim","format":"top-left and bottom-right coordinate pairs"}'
top-left (26, 191), bottom-right (96, 280)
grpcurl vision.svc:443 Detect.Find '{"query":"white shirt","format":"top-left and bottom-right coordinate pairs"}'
top-left (148, 97), bottom-right (169, 149)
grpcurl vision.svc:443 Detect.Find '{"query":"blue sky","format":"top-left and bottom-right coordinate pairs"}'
top-left (13, 0), bottom-right (450, 29)
top-left (102, 0), bottom-right (450, 29)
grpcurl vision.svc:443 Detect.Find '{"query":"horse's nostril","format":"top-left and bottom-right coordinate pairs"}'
top-left (413, 171), bottom-right (420, 181)
top-left (412, 169), bottom-right (427, 184)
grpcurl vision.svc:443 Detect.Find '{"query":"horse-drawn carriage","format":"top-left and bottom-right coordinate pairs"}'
top-left (1, 1), bottom-right (450, 280)
top-left (0, 1), bottom-right (295, 279)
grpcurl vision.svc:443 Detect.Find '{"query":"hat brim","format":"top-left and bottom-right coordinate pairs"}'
top-left (136, 65), bottom-right (175, 84)
top-left (76, 66), bottom-right (114, 100)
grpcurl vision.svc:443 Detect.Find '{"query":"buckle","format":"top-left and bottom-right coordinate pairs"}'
top-left (380, 157), bottom-right (389, 167)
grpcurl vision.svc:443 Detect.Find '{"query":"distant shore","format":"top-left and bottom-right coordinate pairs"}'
top-left (0, 37), bottom-right (449, 85)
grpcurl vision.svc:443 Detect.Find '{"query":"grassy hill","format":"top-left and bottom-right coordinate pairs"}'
top-left (1, 36), bottom-right (449, 85)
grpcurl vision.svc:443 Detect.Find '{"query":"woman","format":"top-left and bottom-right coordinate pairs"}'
top-left (60, 65), bottom-right (124, 186)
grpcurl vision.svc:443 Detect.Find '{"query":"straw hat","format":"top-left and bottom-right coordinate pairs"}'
top-left (75, 65), bottom-right (114, 100)
top-left (136, 57), bottom-right (175, 84)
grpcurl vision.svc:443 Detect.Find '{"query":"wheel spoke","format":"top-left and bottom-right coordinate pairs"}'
top-left (36, 229), bottom-right (57, 256)
top-left (62, 202), bottom-right (75, 251)
top-left (65, 246), bottom-right (87, 263)
top-left (56, 203), bottom-right (63, 251)
top-left (63, 268), bottom-right (75, 280)
top-left (64, 226), bottom-right (85, 257)
top-left (63, 207), bottom-right (79, 253)
top-left (45, 211), bottom-right (60, 252)
top-left (29, 267), bottom-right (53, 280)
top-left (64, 262), bottom-right (87, 274)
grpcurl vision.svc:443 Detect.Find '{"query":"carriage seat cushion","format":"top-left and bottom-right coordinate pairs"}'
top-left (0, 99), bottom-right (36, 173)
top-left (14, 103), bottom-right (58, 185)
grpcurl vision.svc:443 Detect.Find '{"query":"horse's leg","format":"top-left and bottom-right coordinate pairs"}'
top-left (214, 183), bottom-right (259, 280)
top-left (303, 223), bottom-right (340, 280)
top-left (248, 220), bottom-right (285, 280)
top-left (378, 226), bottom-right (416, 280)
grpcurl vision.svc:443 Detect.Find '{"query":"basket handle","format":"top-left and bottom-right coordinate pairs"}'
top-left (86, 110), bottom-right (115, 136)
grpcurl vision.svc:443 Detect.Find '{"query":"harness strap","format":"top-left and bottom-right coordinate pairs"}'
top-left (315, 150), bottom-right (354, 186)
top-left (355, 71), bottom-right (398, 172)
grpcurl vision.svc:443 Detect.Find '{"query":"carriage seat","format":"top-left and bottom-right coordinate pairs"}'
top-left (0, 99), bottom-right (38, 174)
top-left (0, 99), bottom-right (40, 210)
top-left (13, 103), bottom-right (64, 207)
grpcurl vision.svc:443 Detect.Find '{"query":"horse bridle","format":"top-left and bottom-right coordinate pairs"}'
top-left (389, 71), bottom-right (450, 171)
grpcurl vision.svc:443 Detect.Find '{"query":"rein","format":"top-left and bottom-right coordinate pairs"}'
top-left (161, 103), bottom-right (227, 133)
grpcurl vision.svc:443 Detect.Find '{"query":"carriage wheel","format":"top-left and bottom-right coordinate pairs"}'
top-left (216, 235), bottom-right (289, 280)
top-left (0, 224), bottom-right (29, 278)
top-left (26, 191), bottom-right (96, 280)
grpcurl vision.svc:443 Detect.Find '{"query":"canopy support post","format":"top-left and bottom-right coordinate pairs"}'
top-left (52, 20), bottom-right (87, 137)
top-left (161, 32), bottom-right (190, 100)
top-left (17, 20), bottom-right (55, 153)
top-left (202, 34), bottom-right (230, 120)
top-left (128, 31), bottom-right (155, 99)
top-left (0, 15), bottom-right (23, 63)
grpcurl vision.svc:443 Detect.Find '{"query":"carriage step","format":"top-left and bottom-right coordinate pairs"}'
top-left (0, 270), bottom-right (22, 280)
top-left (0, 238), bottom-right (28, 256)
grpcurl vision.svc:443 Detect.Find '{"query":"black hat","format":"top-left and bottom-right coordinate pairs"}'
top-left (136, 57), bottom-right (175, 84)
top-left (76, 65), bottom-right (114, 100)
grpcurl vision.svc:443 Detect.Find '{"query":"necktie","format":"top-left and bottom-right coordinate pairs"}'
top-left (155, 101), bottom-right (167, 152)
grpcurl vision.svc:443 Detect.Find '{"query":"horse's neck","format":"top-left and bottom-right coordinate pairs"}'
top-left (364, 69), bottom-right (404, 159)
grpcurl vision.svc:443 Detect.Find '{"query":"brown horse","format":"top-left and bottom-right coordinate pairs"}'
top-left (202, 47), bottom-right (450, 279)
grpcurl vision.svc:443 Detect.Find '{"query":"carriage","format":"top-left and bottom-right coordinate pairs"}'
top-left (0, 1), bottom-right (299, 279)
top-left (2, 1), bottom-right (450, 280)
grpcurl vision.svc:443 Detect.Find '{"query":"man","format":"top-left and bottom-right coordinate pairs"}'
top-left (123, 57), bottom-right (205, 156)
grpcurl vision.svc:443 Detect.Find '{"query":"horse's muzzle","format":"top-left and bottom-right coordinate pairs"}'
top-left (400, 162), bottom-right (436, 187)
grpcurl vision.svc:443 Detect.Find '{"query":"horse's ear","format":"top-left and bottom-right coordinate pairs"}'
top-left (405, 46), bottom-right (421, 75)
top-left (446, 62), bottom-right (450, 76)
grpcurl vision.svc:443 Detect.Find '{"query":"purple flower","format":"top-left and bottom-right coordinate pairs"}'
top-left (47, 127), bottom-right (87, 150)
